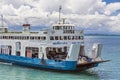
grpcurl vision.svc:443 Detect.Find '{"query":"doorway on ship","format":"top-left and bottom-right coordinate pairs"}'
top-left (25, 47), bottom-right (39, 58)
top-left (0, 45), bottom-right (12, 55)
top-left (46, 46), bottom-right (68, 61)
top-left (8, 46), bottom-right (12, 55)
top-left (78, 45), bottom-right (90, 63)
top-left (78, 45), bottom-right (85, 60)
top-left (15, 42), bottom-right (21, 56)
top-left (16, 51), bottom-right (20, 56)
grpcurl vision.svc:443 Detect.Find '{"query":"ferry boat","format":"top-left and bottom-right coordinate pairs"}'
top-left (0, 8), bottom-right (109, 71)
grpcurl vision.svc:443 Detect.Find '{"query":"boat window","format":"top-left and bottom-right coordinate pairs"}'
top-left (55, 36), bottom-right (58, 40)
top-left (63, 26), bottom-right (67, 30)
top-left (60, 36), bottom-right (63, 40)
top-left (53, 26), bottom-right (55, 30)
top-left (24, 36), bottom-right (26, 40)
top-left (43, 32), bottom-right (47, 34)
top-left (65, 26), bottom-right (67, 29)
top-left (15, 42), bottom-right (21, 56)
top-left (44, 37), bottom-right (46, 40)
top-left (73, 26), bottom-right (75, 29)
top-left (63, 26), bottom-right (65, 29)
top-left (11, 36), bottom-right (13, 39)
top-left (50, 36), bottom-right (54, 40)
top-left (64, 47), bottom-right (67, 53)
top-left (68, 36), bottom-right (71, 40)
top-left (41, 36), bottom-right (46, 40)
top-left (72, 30), bottom-right (74, 33)
top-left (35, 36), bottom-right (38, 40)
top-left (64, 36), bottom-right (67, 40)
top-left (78, 36), bottom-right (81, 39)
top-left (76, 36), bottom-right (78, 40)
top-left (68, 26), bottom-right (70, 29)
top-left (63, 30), bottom-right (66, 33)
top-left (46, 47), bottom-right (67, 60)
top-left (38, 37), bottom-right (40, 40)
top-left (25, 47), bottom-right (39, 58)
top-left (55, 26), bottom-right (59, 30)
top-left (6, 36), bottom-right (9, 39)
top-left (8, 36), bottom-right (10, 39)
top-left (0, 35), bottom-right (83, 40)
top-left (55, 26), bottom-right (62, 30)
top-left (16, 36), bottom-right (18, 39)
top-left (26, 36), bottom-right (28, 40)
top-left (16, 51), bottom-right (20, 56)
top-left (0, 45), bottom-right (12, 55)
top-left (40, 47), bottom-right (42, 52)
top-left (63, 30), bottom-right (74, 34)
top-left (16, 42), bottom-right (21, 50)
top-left (72, 36), bottom-right (74, 40)
top-left (58, 48), bottom-right (62, 53)
top-left (53, 48), bottom-right (56, 51)
top-left (30, 36), bottom-right (34, 40)
top-left (81, 36), bottom-right (84, 40)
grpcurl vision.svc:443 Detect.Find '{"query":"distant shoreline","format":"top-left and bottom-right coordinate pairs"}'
top-left (85, 34), bottom-right (120, 36)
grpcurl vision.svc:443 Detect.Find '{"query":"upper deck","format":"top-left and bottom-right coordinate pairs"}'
top-left (0, 24), bottom-right (84, 42)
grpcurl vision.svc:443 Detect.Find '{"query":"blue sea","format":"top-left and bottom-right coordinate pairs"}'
top-left (0, 36), bottom-right (120, 80)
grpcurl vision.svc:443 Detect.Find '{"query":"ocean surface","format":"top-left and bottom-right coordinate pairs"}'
top-left (0, 36), bottom-right (120, 80)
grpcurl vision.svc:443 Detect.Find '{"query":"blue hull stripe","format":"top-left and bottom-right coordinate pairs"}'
top-left (0, 54), bottom-right (77, 70)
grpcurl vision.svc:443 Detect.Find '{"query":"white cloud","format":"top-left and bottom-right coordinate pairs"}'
top-left (104, 2), bottom-right (120, 15)
top-left (0, 0), bottom-right (120, 34)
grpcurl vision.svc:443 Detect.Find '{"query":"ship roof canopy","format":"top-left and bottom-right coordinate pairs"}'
top-left (52, 23), bottom-right (75, 27)
top-left (0, 27), bottom-right (8, 28)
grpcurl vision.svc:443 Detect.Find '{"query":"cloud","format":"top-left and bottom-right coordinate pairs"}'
top-left (104, 2), bottom-right (120, 15)
top-left (0, 0), bottom-right (120, 34)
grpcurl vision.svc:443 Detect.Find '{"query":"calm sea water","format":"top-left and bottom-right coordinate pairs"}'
top-left (0, 36), bottom-right (120, 80)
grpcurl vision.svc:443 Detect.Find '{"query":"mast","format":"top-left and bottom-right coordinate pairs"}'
top-left (1, 15), bottom-right (3, 27)
top-left (59, 5), bottom-right (62, 24)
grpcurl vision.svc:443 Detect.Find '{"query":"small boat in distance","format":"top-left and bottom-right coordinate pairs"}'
top-left (0, 7), bottom-right (109, 71)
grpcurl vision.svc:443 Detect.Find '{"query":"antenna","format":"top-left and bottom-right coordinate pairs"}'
top-left (59, 5), bottom-right (62, 24)
top-left (1, 15), bottom-right (4, 27)
top-left (25, 18), bottom-right (29, 24)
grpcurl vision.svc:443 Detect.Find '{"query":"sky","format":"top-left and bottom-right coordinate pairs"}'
top-left (0, 0), bottom-right (120, 34)
top-left (104, 0), bottom-right (120, 4)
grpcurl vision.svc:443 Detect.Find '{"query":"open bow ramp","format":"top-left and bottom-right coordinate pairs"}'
top-left (76, 60), bottom-right (110, 71)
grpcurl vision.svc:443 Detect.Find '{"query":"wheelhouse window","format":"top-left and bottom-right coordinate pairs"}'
top-left (43, 32), bottom-right (47, 34)
top-left (54, 26), bottom-right (62, 30)
top-left (55, 26), bottom-right (59, 30)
